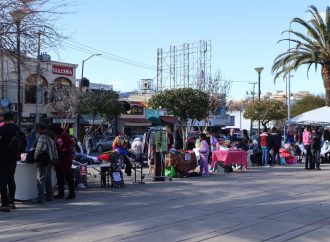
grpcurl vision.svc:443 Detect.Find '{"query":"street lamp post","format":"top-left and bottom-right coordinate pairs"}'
top-left (75, 53), bottom-right (101, 137)
top-left (35, 31), bottom-right (42, 124)
top-left (80, 54), bottom-right (102, 89)
top-left (255, 67), bottom-right (264, 135)
top-left (239, 106), bottom-right (243, 129)
top-left (11, 10), bottom-right (27, 128)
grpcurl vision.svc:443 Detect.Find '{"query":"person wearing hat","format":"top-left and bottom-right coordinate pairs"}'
top-left (0, 111), bottom-right (19, 212)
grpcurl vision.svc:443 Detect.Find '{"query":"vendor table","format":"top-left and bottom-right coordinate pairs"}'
top-left (211, 150), bottom-right (248, 170)
top-left (87, 164), bottom-right (111, 187)
top-left (15, 162), bottom-right (56, 200)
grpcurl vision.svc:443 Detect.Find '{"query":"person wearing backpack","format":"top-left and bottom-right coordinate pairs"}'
top-left (34, 123), bottom-right (58, 203)
top-left (0, 111), bottom-right (24, 211)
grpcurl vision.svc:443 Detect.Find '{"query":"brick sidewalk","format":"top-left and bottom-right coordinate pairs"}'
top-left (1, 164), bottom-right (330, 242)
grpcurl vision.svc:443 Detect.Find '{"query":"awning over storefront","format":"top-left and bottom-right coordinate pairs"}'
top-left (120, 118), bottom-right (152, 127)
top-left (80, 119), bottom-right (107, 125)
top-left (160, 116), bottom-right (178, 124)
top-left (148, 117), bottom-right (162, 126)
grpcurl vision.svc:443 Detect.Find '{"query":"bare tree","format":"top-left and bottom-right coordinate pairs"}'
top-left (0, 0), bottom-right (73, 65)
top-left (48, 84), bottom-right (79, 130)
top-left (197, 71), bottom-right (231, 131)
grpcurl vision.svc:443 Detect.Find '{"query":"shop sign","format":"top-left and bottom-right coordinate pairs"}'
top-left (52, 65), bottom-right (73, 76)
top-left (145, 109), bottom-right (159, 118)
top-left (89, 82), bottom-right (113, 91)
top-left (22, 117), bottom-right (35, 123)
top-left (30, 113), bottom-right (47, 118)
top-left (53, 118), bottom-right (76, 124)
top-left (213, 115), bottom-right (235, 126)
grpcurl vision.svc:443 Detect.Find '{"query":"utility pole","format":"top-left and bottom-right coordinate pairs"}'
top-left (35, 31), bottom-right (41, 123)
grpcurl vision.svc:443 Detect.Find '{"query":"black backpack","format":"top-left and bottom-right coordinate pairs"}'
top-left (9, 129), bottom-right (27, 155)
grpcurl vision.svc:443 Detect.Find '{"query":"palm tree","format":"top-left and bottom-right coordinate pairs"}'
top-left (272, 5), bottom-right (330, 106)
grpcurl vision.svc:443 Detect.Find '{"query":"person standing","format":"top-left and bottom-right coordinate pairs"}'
top-left (50, 125), bottom-right (75, 199)
top-left (210, 131), bottom-right (218, 153)
top-left (259, 127), bottom-right (270, 167)
top-left (311, 126), bottom-right (322, 170)
top-left (269, 127), bottom-right (281, 165)
top-left (83, 129), bottom-right (94, 155)
top-left (24, 126), bottom-right (36, 152)
top-left (303, 125), bottom-right (313, 170)
top-left (228, 128), bottom-right (236, 142)
top-left (174, 129), bottom-right (183, 150)
top-left (71, 135), bottom-right (83, 154)
top-left (198, 133), bottom-right (210, 176)
top-left (34, 123), bottom-right (58, 203)
top-left (0, 111), bottom-right (21, 211)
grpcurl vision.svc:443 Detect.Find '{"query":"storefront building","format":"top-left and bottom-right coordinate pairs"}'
top-left (0, 54), bottom-right (77, 128)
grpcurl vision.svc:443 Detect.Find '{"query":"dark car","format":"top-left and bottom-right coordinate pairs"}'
top-left (94, 136), bottom-right (115, 153)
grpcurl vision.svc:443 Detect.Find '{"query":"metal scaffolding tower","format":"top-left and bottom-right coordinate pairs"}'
top-left (156, 40), bottom-right (211, 92)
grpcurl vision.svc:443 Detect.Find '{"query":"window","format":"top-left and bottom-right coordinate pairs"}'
top-left (25, 74), bottom-right (47, 104)
top-left (53, 77), bottom-right (72, 86)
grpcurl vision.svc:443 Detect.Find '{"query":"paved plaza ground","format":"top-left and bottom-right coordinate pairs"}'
top-left (1, 164), bottom-right (330, 242)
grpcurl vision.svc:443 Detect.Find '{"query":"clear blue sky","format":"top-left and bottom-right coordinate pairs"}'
top-left (49, 0), bottom-right (327, 100)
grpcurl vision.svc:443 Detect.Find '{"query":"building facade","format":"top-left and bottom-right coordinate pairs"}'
top-left (0, 54), bottom-right (77, 127)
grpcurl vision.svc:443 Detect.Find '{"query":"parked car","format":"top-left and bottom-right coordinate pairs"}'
top-left (94, 136), bottom-right (115, 153)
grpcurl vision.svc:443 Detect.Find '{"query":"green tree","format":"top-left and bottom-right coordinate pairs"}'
top-left (76, 90), bottom-right (124, 133)
top-left (272, 5), bottom-right (330, 105)
top-left (291, 94), bottom-right (325, 117)
top-left (148, 88), bottom-right (209, 148)
top-left (243, 100), bottom-right (287, 128)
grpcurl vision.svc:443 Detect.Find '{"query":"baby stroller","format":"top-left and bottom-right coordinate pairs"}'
top-left (99, 151), bottom-right (125, 188)
top-left (109, 151), bottom-right (125, 188)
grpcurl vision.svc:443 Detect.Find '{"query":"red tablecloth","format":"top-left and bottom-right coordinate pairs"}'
top-left (211, 150), bottom-right (248, 168)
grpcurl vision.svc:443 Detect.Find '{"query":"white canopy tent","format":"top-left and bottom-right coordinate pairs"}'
top-left (289, 106), bottom-right (330, 126)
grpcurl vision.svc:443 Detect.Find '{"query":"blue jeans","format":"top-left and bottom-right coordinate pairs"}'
top-left (312, 148), bottom-right (320, 169)
top-left (36, 164), bottom-right (53, 201)
top-left (261, 146), bottom-right (269, 166)
top-left (271, 149), bottom-right (279, 165)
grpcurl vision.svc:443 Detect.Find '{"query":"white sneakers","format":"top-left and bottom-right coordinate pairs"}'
top-left (77, 183), bottom-right (86, 189)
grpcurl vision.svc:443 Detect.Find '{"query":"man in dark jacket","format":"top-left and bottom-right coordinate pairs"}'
top-left (269, 127), bottom-right (281, 165)
top-left (312, 126), bottom-right (322, 170)
top-left (0, 111), bottom-right (19, 212)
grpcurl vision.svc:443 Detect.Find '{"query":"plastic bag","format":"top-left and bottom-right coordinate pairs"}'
top-left (165, 166), bottom-right (177, 178)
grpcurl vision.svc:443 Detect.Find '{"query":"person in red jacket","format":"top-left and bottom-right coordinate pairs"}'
top-left (50, 125), bottom-right (75, 199)
top-left (259, 127), bottom-right (270, 167)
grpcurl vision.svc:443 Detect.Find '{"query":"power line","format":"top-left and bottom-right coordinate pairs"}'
top-left (63, 40), bottom-right (157, 71)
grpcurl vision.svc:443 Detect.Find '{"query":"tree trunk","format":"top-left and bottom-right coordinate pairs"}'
top-left (322, 63), bottom-right (330, 106)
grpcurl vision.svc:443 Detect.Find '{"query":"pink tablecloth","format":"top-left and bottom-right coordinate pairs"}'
top-left (211, 150), bottom-right (248, 168)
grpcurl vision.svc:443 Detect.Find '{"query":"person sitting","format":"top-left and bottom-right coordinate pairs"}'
top-left (250, 139), bottom-right (262, 166)
top-left (321, 140), bottom-right (330, 163)
top-left (113, 136), bottom-right (132, 176)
